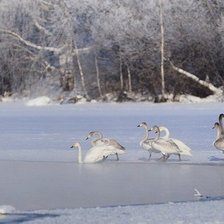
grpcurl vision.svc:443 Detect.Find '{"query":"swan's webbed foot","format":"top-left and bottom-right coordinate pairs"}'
top-left (103, 156), bottom-right (108, 160)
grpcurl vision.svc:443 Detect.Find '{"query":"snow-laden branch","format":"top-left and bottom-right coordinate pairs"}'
top-left (33, 21), bottom-right (52, 36)
top-left (40, 0), bottom-right (54, 7)
top-left (0, 29), bottom-right (63, 53)
top-left (72, 46), bottom-right (94, 55)
top-left (0, 29), bottom-right (94, 55)
top-left (168, 59), bottom-right (222, 95)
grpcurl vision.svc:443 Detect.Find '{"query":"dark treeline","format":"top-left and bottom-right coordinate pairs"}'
top-left (0, 0), bottom-right (224, 102)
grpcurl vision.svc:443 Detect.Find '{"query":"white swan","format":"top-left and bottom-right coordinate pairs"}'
top-left (86, 131), bottom-right (126, 160)
top-left (157, 126), bottom-right (192, 159)
top-left (151, 125), bottom-right (181, 160)
top-left (137, 122), bottom-right (161, 159)
top-left (70, 142), bottom-right (124, 163)
top-left (213, 122), bottom-right (224, 153)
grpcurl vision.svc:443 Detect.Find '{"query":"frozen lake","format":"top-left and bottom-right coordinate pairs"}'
top-left (1, 160), bottom-right (224, 211)
top-left (0, 101), bottom-right (224, 218)
top-left (0, 101), bottom-right (221, 155)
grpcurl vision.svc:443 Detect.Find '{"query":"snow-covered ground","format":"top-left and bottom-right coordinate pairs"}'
top-left (0, 101), bottom-right (224, 223)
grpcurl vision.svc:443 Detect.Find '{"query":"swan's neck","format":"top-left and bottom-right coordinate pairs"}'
top-left (77, 144), bottom-right (83, 164)
top-left (93, 132), bottom-right (103, 140)
top-left (141, 125), bottom-right (149, 143)
top-left (219, 115), bottom-right (224, 135)
top-left (216, 126), bottom-right (222, 140)
top-left (159, 126), bottom-right (170, 138)
top-left (91, 132), bottom-right (103, 146)
top-left (155, 129), bottom-right (160, 141)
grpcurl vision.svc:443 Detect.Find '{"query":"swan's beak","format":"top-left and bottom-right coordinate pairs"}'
top-left (137, 125), bottom-right (140, 127)
top-left (70, 145), bottom-right (74, 148)
top-left (85, 137), bottom-right (89, 140)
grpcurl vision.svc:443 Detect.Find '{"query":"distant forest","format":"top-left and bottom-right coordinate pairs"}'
top-left (0, 0), bottom-right (224, 102)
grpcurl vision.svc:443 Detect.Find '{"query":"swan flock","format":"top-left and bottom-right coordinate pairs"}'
top-left (70, 113), bottom-right (223, 163)
top-left (71, 131), bottom-right (126, 163)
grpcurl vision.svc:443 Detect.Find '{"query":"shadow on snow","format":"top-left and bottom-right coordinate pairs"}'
top-left (0, 213), bottom-right (61, 224)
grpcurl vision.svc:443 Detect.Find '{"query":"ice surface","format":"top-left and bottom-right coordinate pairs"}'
top-left (0, 101), bottom-right (224, 223)
top-left (0, 101), bottom-right (221, 155)
top-left (1, 160), bottom-right (224, 211)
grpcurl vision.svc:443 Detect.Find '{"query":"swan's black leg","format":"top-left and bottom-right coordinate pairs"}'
top-left (165, 154), bottom-right (170, 161)
top-left (116, 153), bottom-right (119, 160)
top-left (178, 154), bottom-right (181, 161)
top-left (159, 154), bottom-right (166, 161)
top-left (148, 152), bottom-right (151, 160)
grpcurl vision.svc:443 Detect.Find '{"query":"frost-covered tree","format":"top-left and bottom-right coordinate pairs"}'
top-left (0, 0), bottom-right (224, 101)
top-left (0, 0), bottom-right (93, 97)
top-left (158, 0), bottom-right (223, 97)
top-left (0, 0), bottom-right (64, 95)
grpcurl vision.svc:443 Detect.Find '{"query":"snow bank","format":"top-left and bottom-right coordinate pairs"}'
top-left (177, 94), bottom-right (222, 103)
top-left (26, 96), bottom-right (52, 107)
top-left (1, 97), bottom-right (14, 103)
top-left (2, 200), bottom-right (224, 224)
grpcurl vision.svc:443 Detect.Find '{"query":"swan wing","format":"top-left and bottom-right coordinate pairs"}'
top-left (102, 145), bottom-right (125, 155)
top-left (84, 145), bottom-right (109, 163)
top-left (109, 139), bottom-right (126, 150)
top-left (172, 139), bottom-right (192, 156)
top-left (94, 138), bottom-right (110, 146)
top-left (84, 145), bottom-right (125, 163)
top-left (94, 138), bottom-right (126, 151)
top-left (140, 139), bottom-right (154, 150)
top-left (152, 139), bottom-right (180, 154)
top-left (172, 139), bottom-right (192, 151)
top-left (214, 138), bottom-right (224, 151)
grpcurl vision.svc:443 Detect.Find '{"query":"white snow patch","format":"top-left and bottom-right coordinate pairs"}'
top-left (1, 97), bottom-right (14, 103)
top-left (177, 94), bottom-right (222, 103)
top-left (7, 200), bottom-right (224, 224)
top-left (0, 205), bottom-right (15, 214)
top-left (26, 96), bottom-right (52, 107)
top-left (75, 95), bottom-right (87, 104)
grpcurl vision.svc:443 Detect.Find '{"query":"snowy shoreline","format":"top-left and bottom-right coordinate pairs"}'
top-left (1, 199), bottom-right (224, 224)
